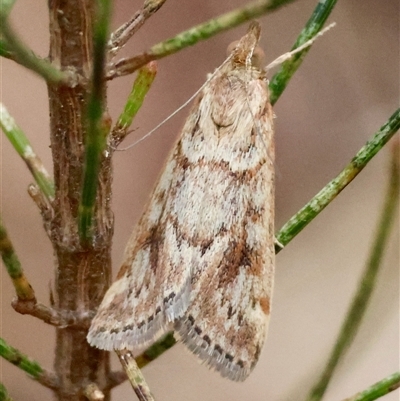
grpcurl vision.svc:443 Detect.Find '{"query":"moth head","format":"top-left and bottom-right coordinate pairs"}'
top-left (227, 41), bottom-right (265, 70)
top-left (226, 21), bottom-right (265, 70)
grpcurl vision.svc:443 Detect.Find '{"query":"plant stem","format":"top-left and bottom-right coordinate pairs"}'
top-left (78, 0), bottom-right (112, 242)
top-left (47, 0), bottom-right (114, 398)
top-left (108, 0), bottom-right (299, 78)
top-left (0, 216), bottom-right (93, 326)
top-left (0, 103), bottom-right (55, 201)
top-left (305, 137), bottom-right (400, 401)
top-left (269, 0), bottom-right (337, 104)
top-left (343, 372), bottom-right (400, 401)
top-left (135, 333), bottom-right (176, 369)
top-left (276, 108), bottom-right (400, 249)
top-left (0, 3), bottom-right (69, 84)
top-left (0, 218), bottom-right (36, 301)
top-left (0, 382), bottom-right (13, 401)
top-left (0, 0), bottom-right (15, 15)
top-left (0, 337), bottom-right (58, 390)
top-left (116, 350), bottom-right (155, 401)
top-left (0, 39), bottom-right (13, 59)
top-left (111, 61), bottom-right (157, 146)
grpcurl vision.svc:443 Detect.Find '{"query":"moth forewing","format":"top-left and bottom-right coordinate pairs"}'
top-left (87, 21), bottom-right (275, 381)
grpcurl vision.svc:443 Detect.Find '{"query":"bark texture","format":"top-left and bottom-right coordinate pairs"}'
top-left (48, 1), bottom-right (113, 399)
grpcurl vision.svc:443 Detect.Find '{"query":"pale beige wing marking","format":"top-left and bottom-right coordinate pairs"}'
top-left (174, 162), bottom-right (275, 381)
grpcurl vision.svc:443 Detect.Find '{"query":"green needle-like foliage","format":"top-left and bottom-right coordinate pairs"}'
top-left (304, 137), bottom-right (400, 401)
top-left (0, 0), bottom-right (67, 84)
top-left (346, 372), bottom-right (400, 401)
top-left (0, 382), bottom-right (13, 401)
top-left (0, 218), bottom-right (36, 301)
top-left (150, 0), bottom-right (298, 56)
top-left (276, 108), bottom-right (400, 249)
top-left (0, 103), bottom-right (54, 201)
top-left (113, 62), bottom-right (157, 145)
top-left (0, 337), bottom-right (43, 379)
top-left (78, 0), bottom-right (112, 242)
top-left (109, 0), bottom-right (300, 77)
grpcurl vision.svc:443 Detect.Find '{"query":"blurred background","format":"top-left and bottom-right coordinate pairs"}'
top-left (1, 0), bottom-right (398, 400)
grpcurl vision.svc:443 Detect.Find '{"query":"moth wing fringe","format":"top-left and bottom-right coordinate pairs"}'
top-left (174, 319), bottom-right (250, 382)
top-left (87, 275), bottom-right (192, 352)
top-left (87, 316), bottom-right (166, 352)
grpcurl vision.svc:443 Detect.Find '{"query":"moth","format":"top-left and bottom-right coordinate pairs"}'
top-left (88, 21), bottom-right (275, 382)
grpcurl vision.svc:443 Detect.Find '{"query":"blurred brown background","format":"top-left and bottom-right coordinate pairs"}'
top-left (1, 0), bottom-right (398, 400)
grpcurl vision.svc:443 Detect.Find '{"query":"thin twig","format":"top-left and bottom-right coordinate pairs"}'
top-left (11, 298), bottom-right (93, 328)
top-left (0, 3), bottom-right (72, 85)
top-left (78, 0), bottom-right (112, 242)
top-left (0, 218), bottom-right (36, 301)
top-left (1, 217), bottom-right (93, 327)
top-left (110, 61), bottom-right (157, 146)
top-left (275, 108), bottom-right (400, 250)
top-left (304, 138), bottom-right (400, 401)
top-left (107, 0), bottom-right (298, 79)
top-left (0, 103), bottom-right (55, 202)
top-left (27, 184), bottom-right (53, 236)
top-left (108, 0), bottom-right (167, 58)
top-left (342, 372), bottom-right (400, 401)
top-left (0, 337), bottom-right (59, 390)
top-left (117, 350), bottom-right (155, 401)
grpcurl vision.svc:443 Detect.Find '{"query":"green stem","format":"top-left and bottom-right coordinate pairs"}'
top-left (0, 218), bottom-right (36, 301)
top-left (78, 0), bottom-right (112, 242)
top-left (0, 39), bottom-right (13, 59)
top-left (108, 0), bottom-right (298, 78)
top-left (343, 372), bottom-right (400, 401)
top-left (276, 109), bottom-right (400, 249)
top-left (0, 3), bottom-right (69, 84)
top-left (0, 39), bottom-right (12, 58)
top-left (0, 382), bottom-right (13, 401)
top-left (0, 0), bottom-right (15, 14)
top-left (305, 138), bottom-right (400, 401)
top-left (0, 337), bottom-right (58, 389)
top-left (269, 0), bottom-right (337, 104)
top-left (0, 103), bottom-right (54, 201)
top-left (136, 333), bottom-right (176, 369)
top-left (112, 61), bottom-right (157, 145)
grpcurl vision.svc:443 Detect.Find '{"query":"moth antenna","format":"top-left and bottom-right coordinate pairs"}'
top-left (266, 22), bottom-right (336, 71)
top-left (252, 22), bottom-right (335, 158)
